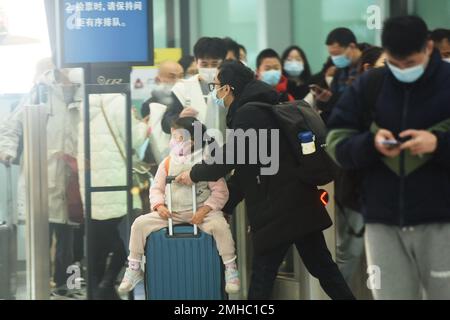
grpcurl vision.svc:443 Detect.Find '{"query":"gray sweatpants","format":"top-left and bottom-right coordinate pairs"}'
top-left (336, 206), bottom-right (365, 284)
top-left (365, 223), bottom-right (450, 300)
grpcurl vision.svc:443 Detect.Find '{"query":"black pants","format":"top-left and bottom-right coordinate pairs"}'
top-left (91, 217), bottom-right (126, 292)
top-left (248, 231), bottom-right (355, 300)
top-left (73, 224), bottom-right (84, 263)
top-left (49, 223), bottom-right (74, 288)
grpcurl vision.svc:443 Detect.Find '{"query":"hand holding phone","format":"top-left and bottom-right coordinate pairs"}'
top-left (309, 84), bottom-right (324, 95)
top-left (375, 129), bottom-right (402, 158)
top-left (310, 84), bottom-right (332, 103)
top-left (380, 139), bottom-right (401, 149)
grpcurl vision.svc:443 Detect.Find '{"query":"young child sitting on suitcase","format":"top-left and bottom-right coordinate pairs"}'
top-left (118, 117), bottom-right (240, 294)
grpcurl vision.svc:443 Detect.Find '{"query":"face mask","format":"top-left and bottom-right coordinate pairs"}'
top-left (261, 70), bottom-right (282, 86)
top-left (169, 138), bottom-right (192, 157)
top-left (153, 83), bottom-right (174, 93)
top-left (284, 61), bottom-right (304, 77)
top-left (67, 68), bottom-right (83, 84)
top-left (387, 61), bottom-right (425, 83)
top-left (331, 54), bottom-right (351, 69)
top-left (151, 83), bottom-right (174, 105)
top-left (198, 68), bottom-right (217, 83)
top-left (443, 58), bottom-right (450, 64)
top-left (325, 76), bottom-right (333, 88)
top-left (211, 87), bottom-right (227, 109)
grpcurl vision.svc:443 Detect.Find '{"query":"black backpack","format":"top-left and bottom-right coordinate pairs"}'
top-left (253, 100), bottom-right (337, 186)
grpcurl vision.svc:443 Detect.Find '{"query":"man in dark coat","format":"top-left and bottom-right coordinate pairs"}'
top-left (175, 60), bottom-right (354, 300)
top-left (327, 16), bottom-right (450, 299)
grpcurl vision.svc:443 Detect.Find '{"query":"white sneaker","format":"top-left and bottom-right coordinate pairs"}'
top-left (118, 268), bottom-right (144, 293)
top-left (225, 265), bottom-right (240, 294)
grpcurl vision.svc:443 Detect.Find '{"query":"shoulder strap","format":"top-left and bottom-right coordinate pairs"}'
top-left (362, 67), bottom-right (386, 128)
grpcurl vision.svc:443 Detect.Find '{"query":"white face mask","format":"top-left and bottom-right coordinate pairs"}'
top-left (153, 82), bottom-right (175, 92)
top-left (151, 83), bottom-right (174, 105)
top-left (387, 61), bottom-right (426, 83)
top-left (198, 68), bottom-right (217, 83)
top-left (444, 58), bottom-right (450, 64)
top-left (325, 76), bottom-right (333, 87)
top-left (67, 68), bottom-right (84, 84)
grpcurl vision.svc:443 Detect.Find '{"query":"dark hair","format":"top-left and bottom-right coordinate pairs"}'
top-left (326, 28), bottom-right (357, 47)
top-left (281, 45), bottom-right (312, 82)
top-left (223, 37), bottom-right (240, 60)
top-left (319, 56), bottom-right (335, 74)
top-left (193, 37), bottom-right (227, 60)
top-left (430, 28), bottom-right (450, 43)
top-left (382, 16), bottom-right (429, 58)
top-left (178, 55), bottom-right (195, 73)
top-left (256, 48), bottom-right (281, 69)
top-left (238, 44), bottom-right (247, 54)
top-left (171, 117), bottom-right (207, 149)
top-left (217, 60), bottom-right (255, 98)
top-left (357, 46), bottom-right (384, 74)
top-left (357, 42), bottom-right (372, 52)
top-left (141, 98), bottom-right (151, 118)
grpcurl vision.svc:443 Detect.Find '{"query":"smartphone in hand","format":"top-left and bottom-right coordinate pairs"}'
top-left (380, 139), bottom-right (401, 149)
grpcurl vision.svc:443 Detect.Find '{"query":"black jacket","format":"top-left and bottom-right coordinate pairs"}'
top-left (287, 79), bottom-right (309, 100)
top-left (190, 80), bottom-right (332, 254)
top-left (161, 92), bottom-right (184, 134)
top-left (327, 50), bottom-right (450, 226)
top-left (317, 65), bottom-right (358, 124)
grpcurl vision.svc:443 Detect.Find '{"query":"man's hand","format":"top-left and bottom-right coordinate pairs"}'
top-left (156, 205), bottom-right (171, 220)
top-left (374, 129), bottom-right (401, 158)
top-left (399, 130), bottom-right (437, 156)
top-left (191, 205), bottom-right (212, 225)
top-left (145, 126), bottom-right (152, 138)
top-left (180, 107), bottom-right (198, 118)
top-left (132, 106), bottom-right (140, 120)
top-left (142, 115), bottom-right (150, 125)
top-left (313, 89), bottom-right (333, 103)
top-left (0, 152), bottom-right (13, 167)
top-left (175, 170), bottom-right (194, 185)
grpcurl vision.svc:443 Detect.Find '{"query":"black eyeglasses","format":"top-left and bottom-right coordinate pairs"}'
top-left (208, 83), bottom-right (234, 92)
top-left (208, 82), bottom-right (220, 92)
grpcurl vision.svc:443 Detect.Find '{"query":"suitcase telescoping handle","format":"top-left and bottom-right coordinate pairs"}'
top-left (165, 176), bottom-right (198, 237)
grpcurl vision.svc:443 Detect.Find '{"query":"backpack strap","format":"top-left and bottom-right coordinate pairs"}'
top-left (361, 67), bottom-right (386, 128)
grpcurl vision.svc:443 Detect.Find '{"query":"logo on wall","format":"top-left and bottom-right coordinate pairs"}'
top-left (97, 76), bottom-right (123, 85)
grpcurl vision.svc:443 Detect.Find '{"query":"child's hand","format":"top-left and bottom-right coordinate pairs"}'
top-left (175, 170), bottom-right (193, 185)
top-left (156, 205), bottom-right (171, 220)
top-left (191, 205), bottom-right (212, 225)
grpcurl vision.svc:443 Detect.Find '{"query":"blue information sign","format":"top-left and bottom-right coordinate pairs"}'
top-left (61, 0), bottom-right (152, 64)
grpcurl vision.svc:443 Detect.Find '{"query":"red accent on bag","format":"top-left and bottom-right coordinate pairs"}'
top-left (61, 154), bottom-right (84, 224)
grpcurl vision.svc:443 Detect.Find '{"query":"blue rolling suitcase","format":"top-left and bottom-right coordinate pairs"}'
top-left (144, 176), bottom-right (224, 300)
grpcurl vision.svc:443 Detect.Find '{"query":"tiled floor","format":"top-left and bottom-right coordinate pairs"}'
top-left (12, 265), bottom-right (235, 300)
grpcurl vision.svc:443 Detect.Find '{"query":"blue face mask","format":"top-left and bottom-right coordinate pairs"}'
top-left (284, 61), bottom-right (304, 77)
top-left (261, 70), bottom-right (282, 86)
top-left (387, 61), bottom-right (425, 83)
top-left (211, 87), bottom-right (226, 109)
top-left (331, 54), bottom-right (351, 69)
